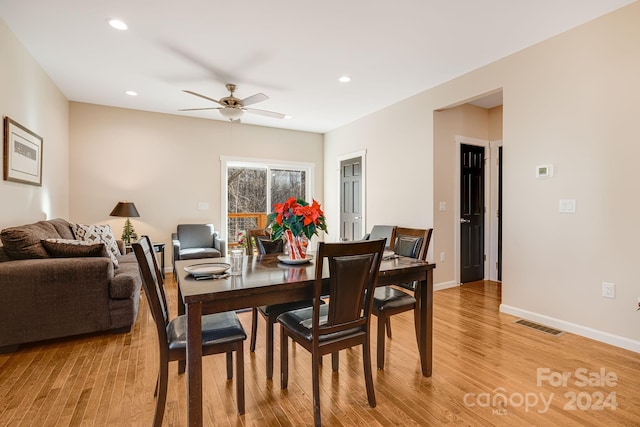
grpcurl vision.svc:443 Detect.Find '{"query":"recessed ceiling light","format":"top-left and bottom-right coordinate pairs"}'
top-left (338, 75), bottom-right (351, 83)
top-left (284, 115), bottom-right (292, 119)
top-left (125, 90), bottom-right (138, 96)
top-left (107, 18), bottom-right (128, 30)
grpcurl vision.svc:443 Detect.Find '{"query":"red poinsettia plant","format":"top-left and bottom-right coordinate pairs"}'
top-left (267, 197), bottom-right (328, 240)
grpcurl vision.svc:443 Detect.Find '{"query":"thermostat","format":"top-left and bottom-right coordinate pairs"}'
top-left (536, 164), bottom-right (553, 178)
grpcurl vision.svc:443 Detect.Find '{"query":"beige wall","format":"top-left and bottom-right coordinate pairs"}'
top-left (325, 2), bottom-right (640, 350)
top-left (0, 18), bottom-right (69, 228)
top-left (324, 93), bottom-right (434, 243)
top-left (488, 105), bottom-right (503, 142)
top-left (69, 102), bottom-right (324, 264)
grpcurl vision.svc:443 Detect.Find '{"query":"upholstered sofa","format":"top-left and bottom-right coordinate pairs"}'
top-left (0, 218), bottom-right (142, 353)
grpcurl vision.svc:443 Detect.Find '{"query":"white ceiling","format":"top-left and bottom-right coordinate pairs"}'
top-left (0, 0), bottom-right (634, 134)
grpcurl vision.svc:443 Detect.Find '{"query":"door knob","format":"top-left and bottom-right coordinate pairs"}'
top-left (460, 218), bottom-right (471, 224)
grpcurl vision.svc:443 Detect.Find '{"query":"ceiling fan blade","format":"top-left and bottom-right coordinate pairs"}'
top-left (244, 108), bottom-right (286, 119)
top-left (183, 90), bottom-right (223, 106)
top-left (178, 107), bottom-right (222, 111)
top-left (241, 93), bottom-right (269, 107)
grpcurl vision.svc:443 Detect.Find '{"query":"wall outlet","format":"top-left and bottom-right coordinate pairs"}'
top-left (440, 252), bottom-right (446, 262)
top-left (198, 202), bottom-right (209, 211)
top-left (602, 282), bottom-right (615, 299)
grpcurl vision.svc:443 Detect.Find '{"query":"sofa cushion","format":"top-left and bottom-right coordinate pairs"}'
top-left (179, 247), bottom-right (221, 260)
top-left (0, 220), bottom-right (62, 259)
top-left (72, 224), bottom-right (121, 268)
top-left (41, 238), bottom-right (109, 258)
top-left (48, 218), bottom-right (75, 240)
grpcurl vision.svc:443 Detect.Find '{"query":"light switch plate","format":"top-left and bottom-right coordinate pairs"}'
top-left (559, 199), bottom-right (576, 213)
top-left (198, 202), bottom-right (210, 211)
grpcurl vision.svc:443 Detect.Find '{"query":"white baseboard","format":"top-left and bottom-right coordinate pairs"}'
top-left (500, 304), bottom-right (640, 353)
top-left (434, 280), bottom-right (459, 291)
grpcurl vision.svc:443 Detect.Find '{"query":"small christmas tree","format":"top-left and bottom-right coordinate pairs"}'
top-left (121, 218), bottom-right (138, 245)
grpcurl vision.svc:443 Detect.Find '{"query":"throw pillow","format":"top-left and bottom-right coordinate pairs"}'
top-left (72, 224), bottom-right (121, 267)
top-left (42, 238), bottom-right (110, 258)
top-left (256, 236), bottom-right (284, 254)
top-left (0, 221), bottom-right (60, 259)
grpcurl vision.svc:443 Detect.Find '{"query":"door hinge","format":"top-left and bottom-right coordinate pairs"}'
top-left (484, 254), bottom-right (487, 261)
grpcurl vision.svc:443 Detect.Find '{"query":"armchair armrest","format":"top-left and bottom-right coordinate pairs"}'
top-left (172, 232), bottom-right (180, 272)
top-left (213, 232), bottom-right (226, 257)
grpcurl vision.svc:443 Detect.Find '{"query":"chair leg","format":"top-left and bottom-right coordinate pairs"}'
top-left (280, 326), bottom-right (289, 389)
top-left (385, 318), bottom-right (392, 338)
top-left (414, 291), bottom-right (421, 344)
top-left (266, 317), bottom-right (275, 379)
top-left (331, 351), bottom-right (339, 372)
top-left (377, 312), bottom-right (386, 370)
top-left (312, 351), bottom-right (322, 427)
top-left (154, 356), bottom-right (169, 427)
top-left (226, 352), bottom-right (233, 380)
top-left (154, 372), bottom-right (159, 397)
top-left (236, 341), bottom-right (245, 415)
top-left (362, 341), bottom-right (377, 408)
top-left (250, 307), bottom-right (259, 352)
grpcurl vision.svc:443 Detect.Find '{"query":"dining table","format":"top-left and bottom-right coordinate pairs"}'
top-left (176, 252), bottom-right (436, 427)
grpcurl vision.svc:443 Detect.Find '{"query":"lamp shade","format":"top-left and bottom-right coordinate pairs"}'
top-left (109, 201), bottom-right (140, 218)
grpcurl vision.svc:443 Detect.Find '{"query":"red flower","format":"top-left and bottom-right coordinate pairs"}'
top-left (294, 199), bottom-right (324, 226)
top-left (273, 197), bottom-right (298, 226)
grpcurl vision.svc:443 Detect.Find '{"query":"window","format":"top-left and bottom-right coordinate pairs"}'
top-left (222, 158), bottom-right (313, 247)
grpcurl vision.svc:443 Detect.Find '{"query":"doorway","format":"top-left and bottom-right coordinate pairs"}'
top-left (460, 143), bottom-right (485, 283)
top-left (340, 156), bottom-right (363, 241)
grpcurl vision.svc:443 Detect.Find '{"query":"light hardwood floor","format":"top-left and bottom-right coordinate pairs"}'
top-left (1, 278), bottom-right (639, 426)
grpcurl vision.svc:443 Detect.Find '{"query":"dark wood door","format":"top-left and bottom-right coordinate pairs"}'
top-left (340, 157), bottom-right (362, 241)
top-left (460, 144), bottom-right (485, 283)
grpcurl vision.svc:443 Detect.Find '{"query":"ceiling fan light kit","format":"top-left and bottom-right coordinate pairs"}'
top-left (219, 107), bottom-right (244, 120)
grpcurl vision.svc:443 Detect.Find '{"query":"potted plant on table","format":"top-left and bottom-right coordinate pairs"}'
top-left (267, 197), bottom-right (327, 260)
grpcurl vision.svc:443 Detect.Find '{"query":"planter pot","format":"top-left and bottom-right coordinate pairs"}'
top-left (284, 230), bottom-right (308, 260)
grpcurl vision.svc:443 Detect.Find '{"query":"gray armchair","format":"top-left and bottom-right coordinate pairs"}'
top-left (362, 225), bottom-right (397, 250)
top-left (172, 224), bottom-right (226, 273)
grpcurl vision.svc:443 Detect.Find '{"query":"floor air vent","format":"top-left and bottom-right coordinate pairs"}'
top-left (514, 319), bottom-right (564, 336)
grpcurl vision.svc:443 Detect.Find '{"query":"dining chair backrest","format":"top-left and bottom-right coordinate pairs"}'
top-left (133, 236), bottom-right (170, 341)
top-left (364, 225), bottom-right (397, 251)
top-left (246, 228), bottom-right (270, 255)
top-left (312, 239), bottom-right (385, 343)
top-left (394, 227), bottom-right (433, 261)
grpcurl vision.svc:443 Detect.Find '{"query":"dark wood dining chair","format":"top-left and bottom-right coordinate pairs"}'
top-left (277, 239), bottom-right (385, 427)
top-left (245, 228), bottom-right (319, 379)
top-left (245, 228), bottom-right (270, 256)
top-left (132, 236), bottom-right (246, 426)
top-left (372, 227), bottom-right (432, 370)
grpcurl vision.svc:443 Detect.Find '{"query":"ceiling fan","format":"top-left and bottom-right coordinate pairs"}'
top-left (180, 83), bottom-right (286, 121)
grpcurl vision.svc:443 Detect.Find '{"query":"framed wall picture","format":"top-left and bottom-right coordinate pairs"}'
top-left (3, 117), bottom-right (43, 186)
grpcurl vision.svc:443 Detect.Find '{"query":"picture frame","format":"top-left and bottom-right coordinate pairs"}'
top-left (3, 117), bottom-right (43, 186)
